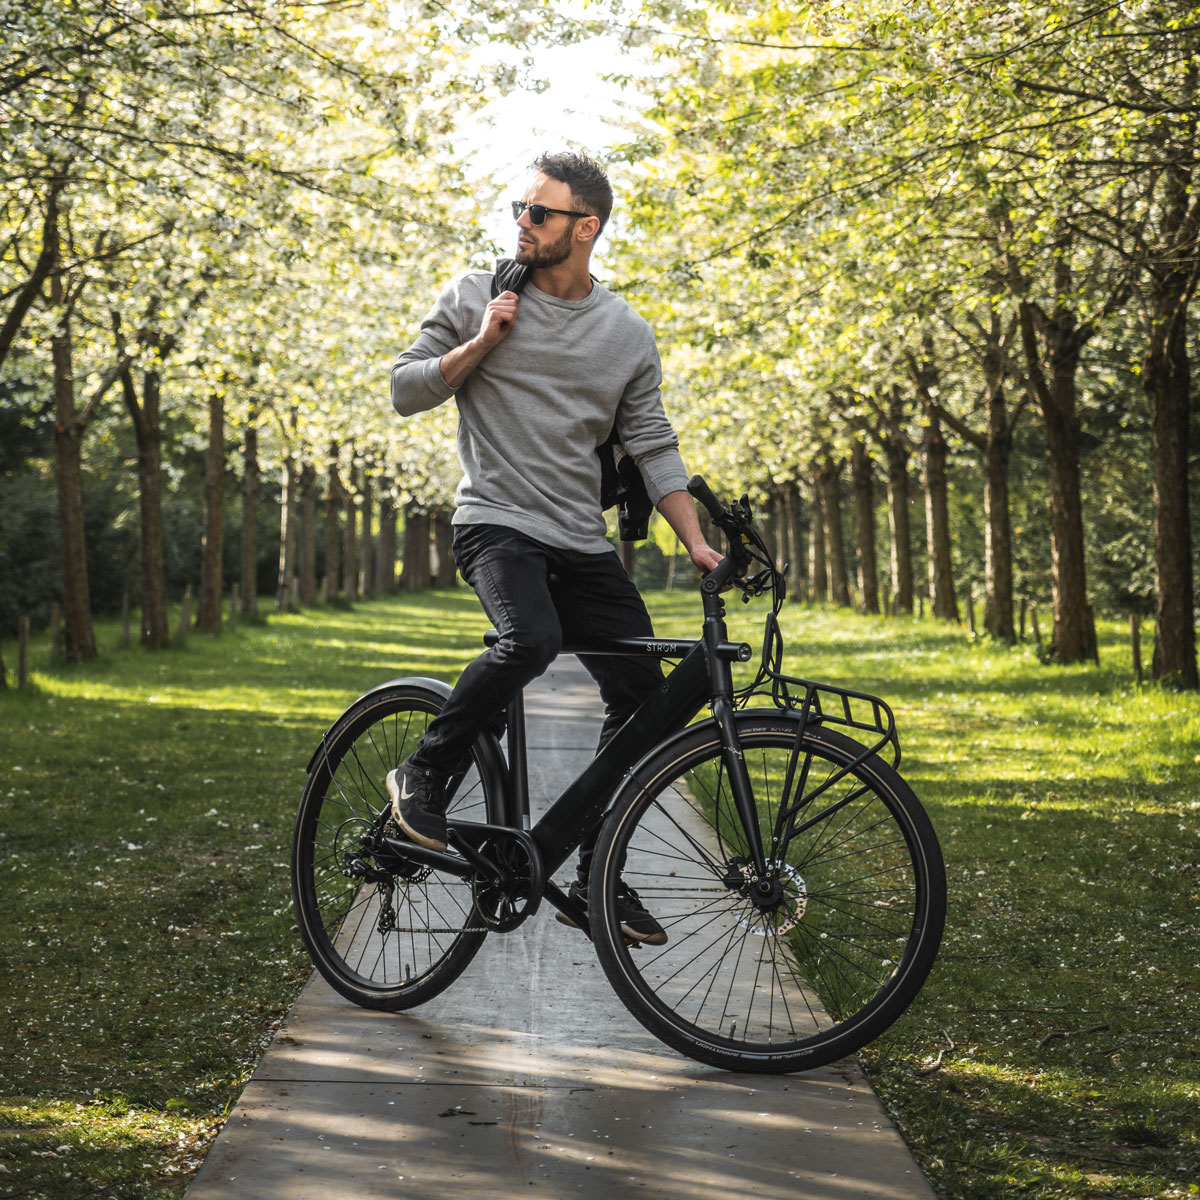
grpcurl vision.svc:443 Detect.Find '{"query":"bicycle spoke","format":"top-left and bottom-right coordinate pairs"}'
top-left (592, 719), bottom-right (942, 1071)
top-left (292, 688), bottom-right (499, 1010)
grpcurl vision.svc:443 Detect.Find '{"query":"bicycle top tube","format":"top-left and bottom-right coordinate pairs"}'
top-left (482, 629), bottom-right (752, 663)
top-left (483, 629), bottom-right (697, 658)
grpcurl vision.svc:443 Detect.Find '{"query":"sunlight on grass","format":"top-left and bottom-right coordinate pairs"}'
top-left (3, 590), bottom-right (1198, 1199)
top-left (644, 595), bottom-right (1200, 1200)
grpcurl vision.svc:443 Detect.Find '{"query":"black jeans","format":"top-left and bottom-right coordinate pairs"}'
top-left (411, 523), bottom-right (663, 878)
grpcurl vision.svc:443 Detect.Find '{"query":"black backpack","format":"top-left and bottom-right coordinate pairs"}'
top-left (491, 258), bottom-right (654, 542)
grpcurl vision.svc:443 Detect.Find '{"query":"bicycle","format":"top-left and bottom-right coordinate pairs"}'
top-left (291, 477), bottom-right (946, 1074)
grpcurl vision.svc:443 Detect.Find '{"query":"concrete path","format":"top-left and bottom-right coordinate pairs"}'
top-left (186, 659), bottom-right (936, 1199)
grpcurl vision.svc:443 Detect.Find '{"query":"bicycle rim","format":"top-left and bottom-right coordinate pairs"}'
top-left (291, 686), bottom-right (500, 1010)
top-left (591, 715), bottom-right (945, 1072)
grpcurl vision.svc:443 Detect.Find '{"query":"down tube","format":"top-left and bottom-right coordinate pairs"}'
top-left (531, 644), bottom-right (711, 876)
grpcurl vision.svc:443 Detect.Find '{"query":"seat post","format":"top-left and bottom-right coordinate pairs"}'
top-left (505, 689), bottom-right (530, 830)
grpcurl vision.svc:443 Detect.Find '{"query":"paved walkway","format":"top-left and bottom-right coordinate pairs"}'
top-left (186, 659), bottom-right (936, 1199)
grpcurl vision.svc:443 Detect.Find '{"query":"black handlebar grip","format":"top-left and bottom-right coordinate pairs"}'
top-left (687, 475), bottom-right (724, 521)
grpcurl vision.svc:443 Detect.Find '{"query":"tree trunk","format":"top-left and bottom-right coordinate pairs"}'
top-left (196, 390), bottom-right (225, 631)
top-left (342, 458), bottom-right (358, 601)
top-left (978, 313), bottom-right (1019, 642)
top-left (120, 360), bottom-right (169, 649)
top-left (298, 459), bottom-right (318, 607)
top-left (360, 468), bottom-right (375, 599)
top-left (241, 420), bottom-right (259, 617)
top-left (882, 433), bottom-right (914, 615)
top-left (48, 208), bottom-right (97, 662)
top-left (1, 173), bottom-right (70, 370)
top-left (323, 443), bottom-right (341, 602)
top-left (1144, 272), bottom-right (1198, 687)
top-left (433, 510), bottom-right (457, 587)
top-left (922, 408), bottom-right (958, 621)
top-left (807, 476), bottom-right (827, 602)
top-left (401, 505), bottom-right (431, 592)
top-left (1142, 152), bottom-right (1199, 688)
top-left (782, 480), bottom-right (806, 599)
top-left (378, 494), bottom-right (397, 594)
top-left (276, 456), bottom-right (297, 610)
top-left (818, 455), bottom-right (850, 606)
top-left (851, 438), bottom-right (879, 614)
top-left (1019, 286), bottom-right (1098, 663)
top-left (772, 489), bottom-right (787, 573)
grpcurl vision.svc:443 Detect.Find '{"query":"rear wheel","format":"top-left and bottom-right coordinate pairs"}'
top-left (291, 684), bottom-right (505, 1010)
top-left (589, 713), bottom-right (945, 1072)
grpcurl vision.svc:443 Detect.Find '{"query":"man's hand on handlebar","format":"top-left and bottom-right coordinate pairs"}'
top-left (691, 544), bottom-right (724, 575)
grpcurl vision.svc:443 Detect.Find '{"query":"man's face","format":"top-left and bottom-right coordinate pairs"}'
top-left (515, 173), bottom-right (582, 269)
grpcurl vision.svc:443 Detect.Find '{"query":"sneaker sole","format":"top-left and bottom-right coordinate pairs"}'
top-left (386, 770), bottom-right (447, 853)
top-left (554, 909), bottom-right (666, 946)
top-left (623, 925), bottom-right (667, 946)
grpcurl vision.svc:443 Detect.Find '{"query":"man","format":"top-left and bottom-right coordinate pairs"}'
top-left (388, 151), bottom-right (721, 943)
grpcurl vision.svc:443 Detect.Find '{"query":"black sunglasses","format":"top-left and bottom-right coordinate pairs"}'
top-left (511, 200), bottom-right (592, 226)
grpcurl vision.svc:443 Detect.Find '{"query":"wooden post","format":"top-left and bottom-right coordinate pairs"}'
top-left (50, 604), bottom-right (62, 656)
top-left (1019, 598), bottom-right (1027, 642)
top-left (176, 586), bottom-right (193, 644)
top-left (918, 594), bottom-right (924, 620)
top-left (966, 585), bottom-right (976, 637)
top-left (1030, 603), bottom-right (1041, 646)
top-left (230, 583), bottom-right (240, 630)
top-left (1130, 613), bottom-right (1143, 684)
top-left (18, 617), bottom-right (30, 687)
top-left (120, 592), bottom-right (131, 648)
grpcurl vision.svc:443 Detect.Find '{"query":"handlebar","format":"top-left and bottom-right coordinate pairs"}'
top-left (689, 476), bottom-right (746, 593)
top-left (687, 476), bottom-right (785, 603)
top-left (687, 475), bottom-right (724, 523)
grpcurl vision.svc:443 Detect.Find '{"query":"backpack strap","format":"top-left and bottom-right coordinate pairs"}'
top-left (491, 257), bottom-right (530, 297)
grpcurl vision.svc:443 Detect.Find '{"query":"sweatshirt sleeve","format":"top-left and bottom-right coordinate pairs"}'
top-left (389, 280), bottom-right (465, 416)
top-left (613, 334), bottom-right (691, 506)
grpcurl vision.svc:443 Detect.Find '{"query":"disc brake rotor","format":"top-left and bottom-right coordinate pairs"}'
top-left (729, 860), bottom-right (808, 937)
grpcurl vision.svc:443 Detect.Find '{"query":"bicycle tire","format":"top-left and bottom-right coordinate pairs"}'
top-left (291, 681), bottom-right (506, 1010)
top-left (589, 712), bottom-right (945, 1073)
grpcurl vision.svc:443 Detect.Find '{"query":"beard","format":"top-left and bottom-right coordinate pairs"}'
top-left (515, 222), bottom-right (574, 268)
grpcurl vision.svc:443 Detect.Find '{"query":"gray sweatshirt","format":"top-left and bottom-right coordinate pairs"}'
top-left (390, 270), bottom-right (689, 553)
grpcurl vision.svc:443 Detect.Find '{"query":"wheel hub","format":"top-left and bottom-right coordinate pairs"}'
top-left (725, 859), bottom-right (808, 936)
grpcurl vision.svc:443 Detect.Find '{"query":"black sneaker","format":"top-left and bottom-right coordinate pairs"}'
top-left (555, 880), bottom-right (667, 946)
top-left (386, 759), bottom-right (448, 852)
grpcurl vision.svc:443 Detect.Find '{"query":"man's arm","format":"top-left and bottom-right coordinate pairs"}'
top-left (391, 281), bottom-right (520, 415)
top-left (657, 489), bottom-right (723, 574)
top-left (437, 290), bottom-right (520, 389)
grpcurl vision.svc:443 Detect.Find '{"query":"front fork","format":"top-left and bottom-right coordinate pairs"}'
top-left (702, 589), bottom-right (771, 882)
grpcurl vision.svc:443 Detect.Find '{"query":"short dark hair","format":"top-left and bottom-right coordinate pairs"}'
top-left (533, 151), bottom-right (613, 233)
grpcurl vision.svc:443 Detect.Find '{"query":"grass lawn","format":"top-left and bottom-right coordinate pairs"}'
top-left (2, 588), bottom-right (1198, 1198)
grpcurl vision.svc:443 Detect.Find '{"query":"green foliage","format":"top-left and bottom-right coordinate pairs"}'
top-left (606, 0), bottom-right (1199, 636)
top-left (2, 591), bottom-right (1198, 1195)
top-left (0, 590), bottom-right (490, 1196)
top-left (644, 593), bottom-right (1200, 1200)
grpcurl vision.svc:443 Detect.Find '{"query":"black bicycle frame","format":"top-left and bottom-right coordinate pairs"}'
top-left (378, 586), bottom-right (764, 936)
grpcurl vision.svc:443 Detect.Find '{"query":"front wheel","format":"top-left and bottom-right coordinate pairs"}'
top-left (291, 682), bottom-right (506, 1010)
top-left (589, 713), bottom-right (945, 1073)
